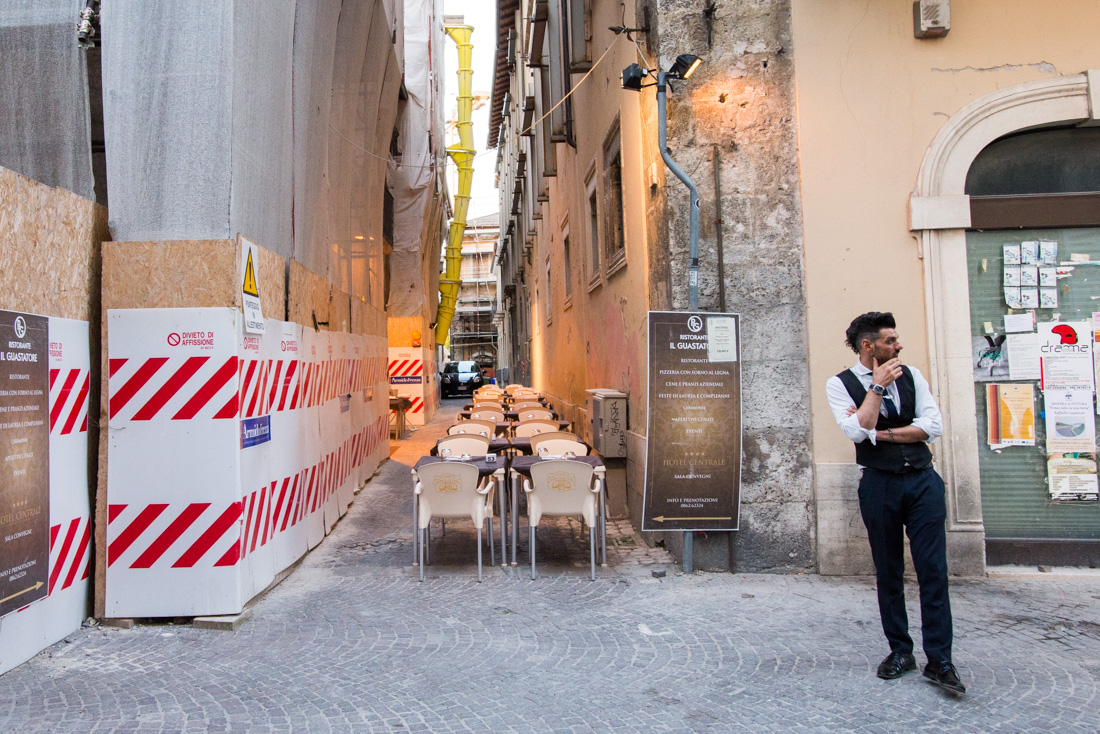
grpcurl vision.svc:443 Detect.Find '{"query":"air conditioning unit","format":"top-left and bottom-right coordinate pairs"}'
top-left (913, 0), bottom-right (950, 39)
top-left (585, 389), bottom-right (628, 458)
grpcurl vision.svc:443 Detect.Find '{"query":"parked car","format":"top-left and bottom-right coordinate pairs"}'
top-left (440, 360), bottom-right (485, 398)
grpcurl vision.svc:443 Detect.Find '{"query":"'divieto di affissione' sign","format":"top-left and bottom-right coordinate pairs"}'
top-left (643, 311), bottom-right (741, 531)
top-left (0, 310), bottom-right (50, 617)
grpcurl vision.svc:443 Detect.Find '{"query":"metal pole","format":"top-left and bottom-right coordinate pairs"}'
top-left (683, 532), bottom-right (694, 574)
top-left (657, 72), bottom-right (701, 312)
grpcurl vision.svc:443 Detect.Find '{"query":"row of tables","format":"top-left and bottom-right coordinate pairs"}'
top-left (412, 390), bottom-right (607, 571)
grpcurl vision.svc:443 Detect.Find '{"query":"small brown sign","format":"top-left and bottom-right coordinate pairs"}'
top-left (643, 311), bottom-right (741, 531)
top-left (0, 310), bottom-right (50, 617)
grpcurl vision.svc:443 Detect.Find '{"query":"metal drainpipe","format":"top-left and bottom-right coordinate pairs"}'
top-left (657, 71), bottom-right (700, 312)
top-left (658, 71), bottom-right (701, 573)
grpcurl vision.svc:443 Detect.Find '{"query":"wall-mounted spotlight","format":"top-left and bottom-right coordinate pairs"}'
top-left (618, 53), bottom-right (706, 312)
top-left (621, 64), bottom-right (651, 92)
top-left (666, 55), bottom-right (703, 80)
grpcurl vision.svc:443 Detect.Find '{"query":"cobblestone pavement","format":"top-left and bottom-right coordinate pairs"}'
top-left (1, 401), bottom-right (1099, 732)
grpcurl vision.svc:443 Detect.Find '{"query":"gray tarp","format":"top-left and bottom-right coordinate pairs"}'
top-left (0, 0), bottom-right (94, 199)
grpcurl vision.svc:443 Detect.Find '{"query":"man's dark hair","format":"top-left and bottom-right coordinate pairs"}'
top-left (845, 312), bottom-right (896, 354)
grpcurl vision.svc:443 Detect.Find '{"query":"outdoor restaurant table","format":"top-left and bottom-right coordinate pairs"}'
top-left (458, 409), bottom-right (560, 421)
top-left (506, 436), bottom-right (592, 456)
top-left (510, 419), bottom-right (571, 432)
top-left (507, 455), bottom-right (606, 569)
top-left (411, 455), bottom-right (509, 569)
top-left (389, 396), bottom-right (412, 439)
top-left (430, 437), bottom-right (511, 455)
top-left (465, 397), bottom-right (550, 409)
top-left (448, 420), bottom-right (511, 436)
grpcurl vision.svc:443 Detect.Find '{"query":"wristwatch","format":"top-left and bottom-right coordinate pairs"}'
top-left (870, 384), bottom-right (887, 396)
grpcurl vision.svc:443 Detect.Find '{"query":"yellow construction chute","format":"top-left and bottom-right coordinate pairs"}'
top-left (436, 24), bottom-right (474, 344)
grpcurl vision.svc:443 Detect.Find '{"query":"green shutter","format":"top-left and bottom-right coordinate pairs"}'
top-left (967, 228), bottom-right (1100, 540)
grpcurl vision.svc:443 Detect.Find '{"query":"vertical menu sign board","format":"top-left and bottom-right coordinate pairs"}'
top-left (643, 311), bottom-right (742, 531)
top-left (0, 310), bottom-right (49, 616)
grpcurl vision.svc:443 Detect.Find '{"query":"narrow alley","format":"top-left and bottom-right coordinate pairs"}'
top-left (0, 401), bottom-right (1097, 731)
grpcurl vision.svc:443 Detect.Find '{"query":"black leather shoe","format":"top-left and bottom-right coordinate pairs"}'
top-left (876, 651), bottom-right (917, 679)
top-left (924, 660), bottom-right (966, 694)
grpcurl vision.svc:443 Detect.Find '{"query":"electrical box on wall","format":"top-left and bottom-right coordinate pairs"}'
top-left (586, 389), bottom-right (628, 457)
top-left (913, 0), bottom-right (950, 39)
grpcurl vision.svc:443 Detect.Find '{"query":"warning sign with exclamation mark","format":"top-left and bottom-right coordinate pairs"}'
top-left (240, 236), bottom-right (265, 334)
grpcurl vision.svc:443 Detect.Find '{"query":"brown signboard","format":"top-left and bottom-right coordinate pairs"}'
top-left (643, 311), bottom-right (741, 531)
top-left (0, 310), bottom-right (50, 617)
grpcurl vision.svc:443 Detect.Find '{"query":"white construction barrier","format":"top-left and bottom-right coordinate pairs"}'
top-left (238, 321), bottom-right (275, 602)
top-left (104, 308), bottom-right (390, 619)
top-left (389, 347), bottom-right (430, 425)
top-left (0, 317), bottom-right (92, 676)
top-left (106, 309), bottom-right (242, 618)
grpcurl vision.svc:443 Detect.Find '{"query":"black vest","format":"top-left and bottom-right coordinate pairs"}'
top-left (836, 366), bottom-right (933, 473)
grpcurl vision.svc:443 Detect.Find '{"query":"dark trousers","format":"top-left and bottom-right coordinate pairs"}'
top-left (858, 466), bottom-right (953, 663)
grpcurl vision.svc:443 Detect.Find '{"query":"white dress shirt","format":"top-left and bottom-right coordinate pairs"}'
top-left (825, 361), bottom-right (943, 446)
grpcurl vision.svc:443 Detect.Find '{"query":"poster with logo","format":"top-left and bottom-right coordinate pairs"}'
top-left (0, 310), bottom-right (50, 617)
top-left (642, 311), bottom-right (741, 531)
top-left (1038, 321), bottom-right (1093, 392)
top-left (1044, 388), bottom-right (1096, 453)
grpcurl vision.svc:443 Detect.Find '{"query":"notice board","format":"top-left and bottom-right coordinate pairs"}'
top-left (0, 310), bottom-right (50, 617)
top-left (643, 311), bottom-right (742, 531)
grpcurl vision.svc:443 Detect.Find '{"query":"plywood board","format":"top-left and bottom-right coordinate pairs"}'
top-left (255, 243), bottom-right (287, 322)
top-left (0, 165), bottom-right (105, 321)
top-left (288, 259), bottom-right (334, 331)
top-left (387, 316), bottom-right (428, 348)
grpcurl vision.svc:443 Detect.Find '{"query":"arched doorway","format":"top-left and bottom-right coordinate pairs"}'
top-left (910, 71), bottom-right (1100, 571)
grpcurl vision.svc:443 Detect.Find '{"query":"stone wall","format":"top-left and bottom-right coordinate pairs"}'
top-left (654, 0), bottom-right (814, 572)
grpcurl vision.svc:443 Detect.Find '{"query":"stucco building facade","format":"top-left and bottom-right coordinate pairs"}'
top-left (490, 0), bottom-right (1100, 573)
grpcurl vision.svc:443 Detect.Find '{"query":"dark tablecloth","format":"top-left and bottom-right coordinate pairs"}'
top-left (509, 455), bottom-right (604, 478)
top-left (430, 437), bottom-right (511, 456)
top-left (413, 455), bottom-right (505, 478)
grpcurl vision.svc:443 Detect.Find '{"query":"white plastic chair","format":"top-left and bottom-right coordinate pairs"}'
top-left (518, 408), bottom-right (554, 421)
top-left (513, 419), bottom-right (559, 437)
top-left (523, 460), bottom-right (601, 580)
top-left (535, 439), bottom-right (588, 457)
top-left (436, 434), bottom-right (490, 457)
top-left (448, 420), bottom-right (493, 437)
top-left (528, 431), bottom-right (578, 450)
top-left (415, 462), bottom-right (493, 581)
top-left (473, 401), bottom-right (504, 410)
top-left (470, 410), bottom-right (505, 423)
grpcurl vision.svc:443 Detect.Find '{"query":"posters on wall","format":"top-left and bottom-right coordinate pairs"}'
top-left (642, 312), bottom-right (741, 532)
top-left (0, 310), bottom-right (50, 618)
top-left (1043, 388), bottom-right (1096, 453)
top-left (1047, 455), bottom-right (1100, 502)
top-left (985, 384), bottom-right (1035, 448)
top-left (1038, 320), bottom-right (1093, 391)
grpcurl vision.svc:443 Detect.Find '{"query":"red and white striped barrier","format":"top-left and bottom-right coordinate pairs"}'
top-left (298, 328), bottom-right (326, 550)
top-left (0, 317), bottom-right (92, 676)
top-left (266, 321), bottom-right (308, 575)
top-left (102, 308), bottom-right (391, 620)
top-left (106, 308), bottom-right (242, 617)
top-left (389, 347), bottom-right (434, 426)
top-left (237, 321), bottom-right (274, 601)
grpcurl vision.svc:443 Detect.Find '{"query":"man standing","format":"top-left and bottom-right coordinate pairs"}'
top-left (825, 312), bottom-right (965, 694)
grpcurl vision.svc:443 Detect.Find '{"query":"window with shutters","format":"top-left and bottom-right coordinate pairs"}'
top-left (603, 120), bottom-right (626, 276)
top-left (585, 162), bottom-right (601, 291)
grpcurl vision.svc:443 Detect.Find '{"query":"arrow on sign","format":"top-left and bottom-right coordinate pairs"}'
top-left (1, 580), bottom-right (44, 605)
top-left (650, 516), bottom-right (732, 522)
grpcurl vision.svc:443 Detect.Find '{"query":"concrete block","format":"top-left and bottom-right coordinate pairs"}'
top-left (99, 618), bottom-right (137, 629)
top-left (193, 607), bottom-right (253, 631)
